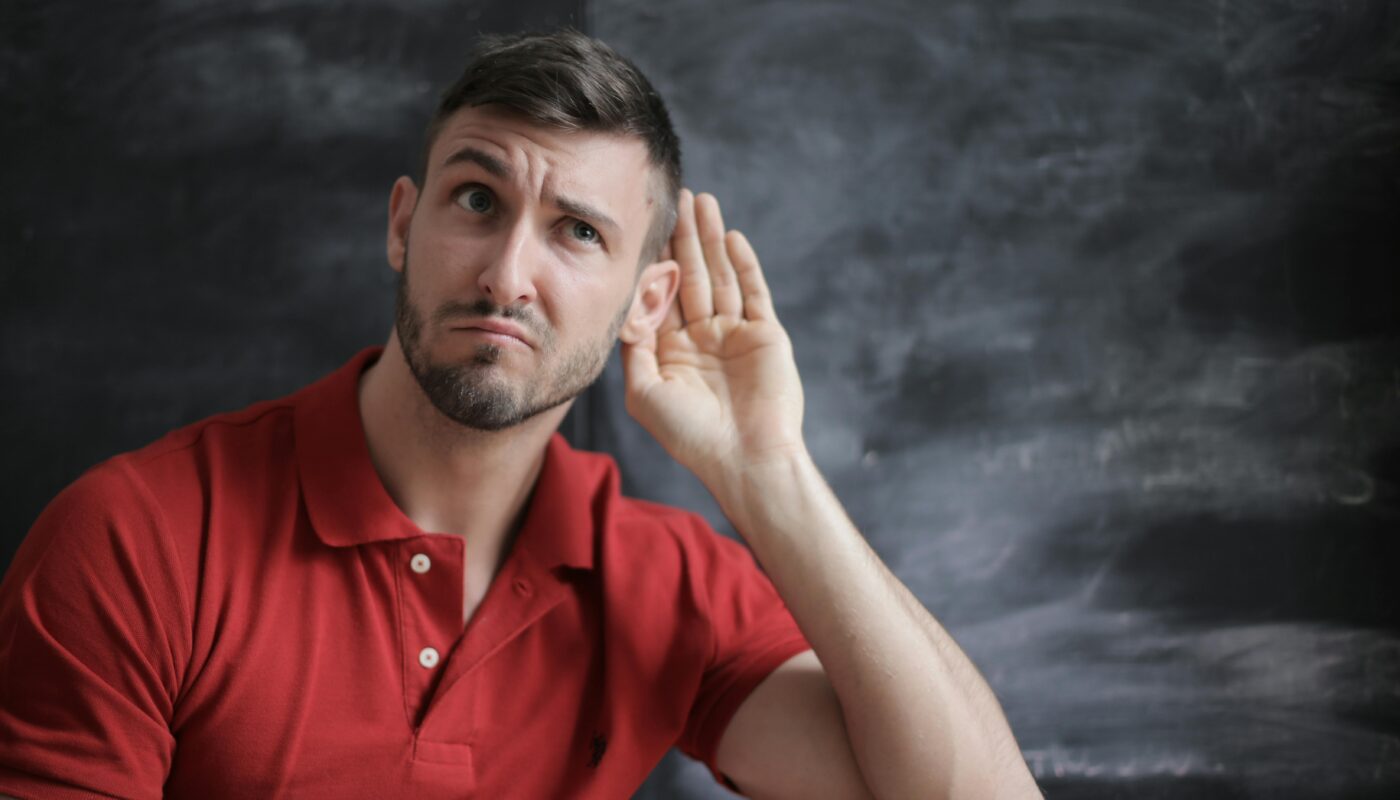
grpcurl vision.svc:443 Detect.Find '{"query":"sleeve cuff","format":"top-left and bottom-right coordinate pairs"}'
top-left (0, 763), bottom-right (129, 800)
top-left (684, 634), bottom-right (813, 793)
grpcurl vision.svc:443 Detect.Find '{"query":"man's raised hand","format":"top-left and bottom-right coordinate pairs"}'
top-left (620, 189), bottom-right (807, 486)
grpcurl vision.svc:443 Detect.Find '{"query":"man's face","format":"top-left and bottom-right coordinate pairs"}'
top-left (387, 105), bottom-right (663, 431)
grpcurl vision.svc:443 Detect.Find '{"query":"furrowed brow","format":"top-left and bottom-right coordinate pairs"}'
top-left (555, 195), bottom-right (620, 238)
top-left (441, 146), bottom-right (511, 180)
top-left (439, 146), bottom-right (621, 237)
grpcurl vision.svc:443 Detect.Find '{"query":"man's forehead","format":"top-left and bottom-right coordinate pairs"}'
top-left (429, 106), bottom-right (650, 187)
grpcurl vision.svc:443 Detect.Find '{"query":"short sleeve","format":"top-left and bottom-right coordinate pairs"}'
top-left (674, 516), bottom-right (812, 792)
top-left (0, 460), bottom-right (186, 800)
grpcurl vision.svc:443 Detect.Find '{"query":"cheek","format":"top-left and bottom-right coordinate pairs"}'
top-left (540, 273), bottom-right (634, 342)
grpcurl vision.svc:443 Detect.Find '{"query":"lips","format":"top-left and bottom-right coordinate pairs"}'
top-left (453, 319), bottom-right (532, 348)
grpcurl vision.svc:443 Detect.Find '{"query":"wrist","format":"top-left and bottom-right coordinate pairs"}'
top-left (703, 443), bottom-right (825, 533)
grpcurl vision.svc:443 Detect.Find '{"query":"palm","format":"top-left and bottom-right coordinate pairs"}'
top-left (621, 190), bottom-right (806, 478)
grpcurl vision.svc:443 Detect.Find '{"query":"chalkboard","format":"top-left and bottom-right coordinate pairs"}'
top-left (584, 1), bottom-right (1400, 797)
top-left (3, 0), bottom-right (1398, 798)
top-left (0, 0), bottom-right (579, 552)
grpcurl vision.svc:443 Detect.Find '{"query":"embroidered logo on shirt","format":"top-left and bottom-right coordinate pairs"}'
top-left (588, 731), bottom-right (608, 768)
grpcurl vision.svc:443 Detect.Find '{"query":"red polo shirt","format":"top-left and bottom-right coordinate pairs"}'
top-left (0, 347), bottom-right (811, 799)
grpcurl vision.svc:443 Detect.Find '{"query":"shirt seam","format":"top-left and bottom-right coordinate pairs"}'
top-left (108, 455), bottom-right (194, 720)
top-left (686, 512), bottom-right (723, 669)
top-left (689, 633), bottom-right (813, 778)
top-left (122, 401), bottom-right (297, 471)
top-left (393, 542), bottom-right (414, 732)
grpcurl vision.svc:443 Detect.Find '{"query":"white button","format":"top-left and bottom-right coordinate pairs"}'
top-left (410, 553), bottom-right (431, 574)
top-left (418, 647), bottom-right (440, 669)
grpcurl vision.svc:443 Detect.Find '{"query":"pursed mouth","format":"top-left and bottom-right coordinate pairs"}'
top-left (452, 323), bottom-right (532, 348)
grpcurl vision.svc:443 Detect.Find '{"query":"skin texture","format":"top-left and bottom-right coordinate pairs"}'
top-left (360, 104), bottom-right (1041, 798)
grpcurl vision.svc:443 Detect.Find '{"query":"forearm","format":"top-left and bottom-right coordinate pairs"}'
top-left (706, 450), bottom-right (1040, 800)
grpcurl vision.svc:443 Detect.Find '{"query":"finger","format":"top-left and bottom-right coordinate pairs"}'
top-left (672, 188), bottom-right (714, 321)
top-left (695, 193), bottom-right (743, 319)
top-left (726, 230), bottom-right (777, 321)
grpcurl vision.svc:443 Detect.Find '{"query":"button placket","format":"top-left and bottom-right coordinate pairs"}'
top-left (426, 555), bottom-right (570, 710)
top-left (398, 538), bottom-right (465, 723)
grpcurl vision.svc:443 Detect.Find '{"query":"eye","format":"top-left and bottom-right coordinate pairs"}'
top-left (456, 186), bottom-right (494, 214)
top-left (569, 220), bottom-right (601, 245)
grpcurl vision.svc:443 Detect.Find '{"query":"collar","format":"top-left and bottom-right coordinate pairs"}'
top-left (292, 346), bottom-right (603, 571)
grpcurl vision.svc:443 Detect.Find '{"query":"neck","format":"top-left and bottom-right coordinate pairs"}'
top-left (357, 334), bottom-right (570, 572)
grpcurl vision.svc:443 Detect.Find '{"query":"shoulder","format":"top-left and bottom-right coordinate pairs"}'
top-left (610, 495), bottom-right (756, 576)
top-left (613, 491), bottom-right (758, 573)
top-left (544, 440), bottom-right (705, 545)
top-left (122, 394), bottom-right (297, 486)
top-left (10, 395), bottom-right (300, 593)
top-left (584, 457), bottom-right (767, 620)
top-left (590, 462), bottom-right (732, 563)
top-left (555, 442), bottom-right (757, 572)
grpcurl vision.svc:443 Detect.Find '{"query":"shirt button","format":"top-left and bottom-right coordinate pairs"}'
top-left (513, 578), bottom-right (533, 597)
top-left (418, 647), bottom-right (440, 669)
top-left (410, 553), bottom-right (432, 574)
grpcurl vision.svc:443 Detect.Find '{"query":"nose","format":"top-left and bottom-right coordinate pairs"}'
top-left (476, 216), bottom-right (538, 307)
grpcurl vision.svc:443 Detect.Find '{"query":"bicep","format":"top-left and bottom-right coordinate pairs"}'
top-left (715, 651), bottom-right (875, 800)
top-left (0, 465), bottom-right (182, 796)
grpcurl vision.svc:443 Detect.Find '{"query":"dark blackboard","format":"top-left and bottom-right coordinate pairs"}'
top-left (4, 0), bottom-right (1399, 798)
top-left (0, 0), bottom-right (582, 560)
top-left (584, 0), bottom-right (1400, 797)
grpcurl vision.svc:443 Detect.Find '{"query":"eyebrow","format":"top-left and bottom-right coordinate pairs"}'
top-left (554, 196), bottom-right (621, 239)
top-left (442, 146), bottom-right (511, 180)
top-left (440, 145), bottom-right (622, 238)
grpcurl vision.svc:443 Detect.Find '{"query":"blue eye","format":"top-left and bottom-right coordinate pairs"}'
top-left (571, 220), bottom-right (599, 244)
top-left (458, 187), bottom-right (493, 213)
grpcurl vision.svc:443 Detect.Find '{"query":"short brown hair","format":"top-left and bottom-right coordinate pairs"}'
top-left (423, 29), bottom-right (682, 267)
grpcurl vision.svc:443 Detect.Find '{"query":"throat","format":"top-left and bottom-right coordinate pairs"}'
top-left (461, 518), bottom-right (526, 628)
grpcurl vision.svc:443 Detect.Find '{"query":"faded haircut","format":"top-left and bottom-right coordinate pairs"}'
top-left (421, 29), bottom-right (682, 268)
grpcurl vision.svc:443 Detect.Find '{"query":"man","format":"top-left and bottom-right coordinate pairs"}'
top-left (0, 30), bottom-right (1039, 799)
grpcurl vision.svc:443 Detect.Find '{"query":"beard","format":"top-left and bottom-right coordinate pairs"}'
top-left (394, 252), bottom-right (630, 431)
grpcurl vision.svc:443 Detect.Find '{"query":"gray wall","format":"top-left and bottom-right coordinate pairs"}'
top-left (589, 1), bottom-right (1400, 798)
top-left (3, 0), bottom-right (1398, 798)
top-left (1, 0), bottom-right (579, 557)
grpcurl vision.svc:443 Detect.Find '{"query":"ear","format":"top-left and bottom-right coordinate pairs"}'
top-left (618, 259), bottom-right (681, 345)
top-left (386, 175), bottom-right (419, 273)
